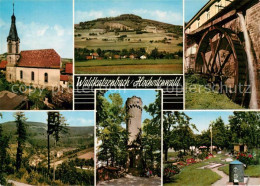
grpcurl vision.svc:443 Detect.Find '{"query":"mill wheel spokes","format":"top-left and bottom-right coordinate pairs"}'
top-left (195, 27), bottom-right (249, 107)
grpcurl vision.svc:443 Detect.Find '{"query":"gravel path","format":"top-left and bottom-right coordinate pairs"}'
top-left (97, 174), bottom-right (161, 186)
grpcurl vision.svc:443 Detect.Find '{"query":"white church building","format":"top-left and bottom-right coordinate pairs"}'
top-left (5, 5), bottom-right (65, 88)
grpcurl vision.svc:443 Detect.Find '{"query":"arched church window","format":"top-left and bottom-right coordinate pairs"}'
top-left (31, 71), bottom-right (34, 81)
top-left (44, 73), bottom-right (48, 83)
top-left (20, 70), bottom-right (23, 80)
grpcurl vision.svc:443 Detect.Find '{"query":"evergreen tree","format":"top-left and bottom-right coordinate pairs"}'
top-left (14, 112), bottom-right (27, 171)
top-left (0, 113), bottom-right (10, 185)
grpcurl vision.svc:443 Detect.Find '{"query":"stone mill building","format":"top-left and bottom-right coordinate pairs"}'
top-left (125, 96), bottom-right (143, 169)
top-left (185, 0), bottom-right (260, 109)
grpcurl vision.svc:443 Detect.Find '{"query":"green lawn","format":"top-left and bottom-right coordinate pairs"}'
top-left (185, 82), bottom-right (243, 109)
top-left (164, 162), bottom-right (221, 186)
top-left (75, 58), bottom-right (183, 74)
top-left (218, 164), bottom-right (260, 177)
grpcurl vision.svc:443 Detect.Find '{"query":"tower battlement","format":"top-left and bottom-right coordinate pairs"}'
top-left (126, 104), bottom-right (142, 111)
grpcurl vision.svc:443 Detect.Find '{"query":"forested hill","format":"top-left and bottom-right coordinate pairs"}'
top-left (0, 121), bottom-right (94, 148)
top-left (76, 14), bottom-right (182, 35)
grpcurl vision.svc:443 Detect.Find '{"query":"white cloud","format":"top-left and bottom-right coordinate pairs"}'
top-left (108, 10), bottom-right (121, 17)
top-left (11, 21), bottom-right (73, 58)
top-left (75, 10), bottom-right (103, 23)
top-left (54, 25), bottom-right (65, 36)
top-left (36, 24), bottom-right (49, 36)
top-left (133, 9), bottom-right (183, 25)
top-left (67, 117), bottom-right (94, 126)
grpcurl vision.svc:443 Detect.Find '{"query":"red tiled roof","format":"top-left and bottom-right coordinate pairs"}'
top-left (0, 60), bottom-right (7, 69)
top-left (92, 53), bottom-right (99, 57)
top-left (86, 56), bottom-right (92, 60)
top-left (114, 55), bottom-right (120, 59)
top-left (18, 49), bottom-right (61, 68)
top-left (60, 75), bottom-right (69, 81)
top-left (65, 63), bottom-right (73, 74)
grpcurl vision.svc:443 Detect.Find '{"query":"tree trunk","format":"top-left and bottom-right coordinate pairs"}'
top-left (164, 147), bottom-right (168, 162)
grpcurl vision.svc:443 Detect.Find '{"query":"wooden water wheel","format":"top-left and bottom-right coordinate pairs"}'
top-left (195, 26), bottom-right (249, 107)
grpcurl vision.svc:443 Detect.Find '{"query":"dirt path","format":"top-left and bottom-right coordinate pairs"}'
top-left (8, 180), bottom-right (32, 186)
top-left (78, 151), bottom-right (94, 159)
top-left (97, 174), bottom-right (161, 186)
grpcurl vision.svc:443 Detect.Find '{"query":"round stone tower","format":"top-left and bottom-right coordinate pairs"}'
top-left (126, 96), bottom-right (142, 146)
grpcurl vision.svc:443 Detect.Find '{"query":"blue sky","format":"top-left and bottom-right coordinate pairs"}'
top-left (0, 111), bottom-right (94, 127)
top-left (183, 111), bottom-right (233, 134)
top-left (75, 0), bottom-right (183, 25)
top-left (0, 0), bottom-right (73, 58)
top-left (103, 89), bottom-right (159, 124)
top-left (185, 0), bottom-right (208, 22)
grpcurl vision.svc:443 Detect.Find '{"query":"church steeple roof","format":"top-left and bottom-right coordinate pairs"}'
top-left (7, 3), bottom-right (19, 41)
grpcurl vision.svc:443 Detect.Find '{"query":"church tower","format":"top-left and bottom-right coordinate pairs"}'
top-left (6, 3), bottom-right (20, 82)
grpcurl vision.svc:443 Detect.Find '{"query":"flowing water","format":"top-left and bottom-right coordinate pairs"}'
top-left (237, 13), bottom-right (258, 109)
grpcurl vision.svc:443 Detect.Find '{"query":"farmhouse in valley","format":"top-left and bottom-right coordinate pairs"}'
top-left (5, 4), bottom-right (67, 88)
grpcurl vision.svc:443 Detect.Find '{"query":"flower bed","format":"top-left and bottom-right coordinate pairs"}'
top-left (163, 164), bottom-right (180, 183)
top-left (236, 153), bottom-right (254, 166)
top-left (186, 158), bottom-right (196, 165)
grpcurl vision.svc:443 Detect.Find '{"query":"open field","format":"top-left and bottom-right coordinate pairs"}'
top-left (75, 58), bottom-right (183, 74)
top-left (75, 30), bottom-right (182, 53)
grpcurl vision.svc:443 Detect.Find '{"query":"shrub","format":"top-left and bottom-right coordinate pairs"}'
top-left (198, 151), bottom-right (208, 160)
top-left (236, 153), bottom-right (254, 166)
top-left (163, 164), bottom-right (180, 183)
top-left (186, 74), bottom-right (207, 85)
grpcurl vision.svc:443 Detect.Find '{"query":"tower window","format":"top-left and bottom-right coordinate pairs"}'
top-left (31, 71), bottom-right (34, 81)
top-left (44, 73), bottom-right (48, 83)
top-left (20, 70), bottom-right (23, 80)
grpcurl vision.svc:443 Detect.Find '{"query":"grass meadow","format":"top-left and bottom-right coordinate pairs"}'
top-left (75, 30), bottom-right (183, 53)
top-left (75, 58), bottom-right (183, 74)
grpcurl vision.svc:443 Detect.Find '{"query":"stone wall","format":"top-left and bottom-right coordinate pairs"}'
top-left (15, 67), bottom-right (60, 88)
top-left (246, 2), bottom-right (260, 105)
